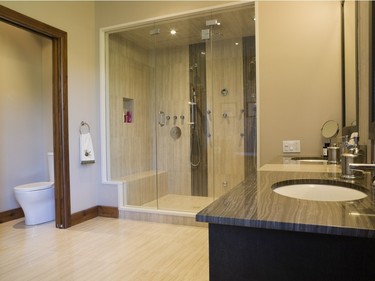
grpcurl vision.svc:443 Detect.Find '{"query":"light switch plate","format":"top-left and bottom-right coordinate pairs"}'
top-left (283, 140), bottom-right (301, 153)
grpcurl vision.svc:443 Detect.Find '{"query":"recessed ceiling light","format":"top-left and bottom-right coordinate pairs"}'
top-left (170, 29), bottom-right (177, 35)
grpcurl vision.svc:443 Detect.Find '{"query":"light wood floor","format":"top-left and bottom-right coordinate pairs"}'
top-left (0, 217), bottom-right (209, 280)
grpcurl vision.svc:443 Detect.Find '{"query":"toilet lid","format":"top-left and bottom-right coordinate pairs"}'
top-left (14, 182), bottom-right (54, 192)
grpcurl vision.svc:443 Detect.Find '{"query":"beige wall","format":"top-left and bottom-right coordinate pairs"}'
top-left (0, 22), bottom-right (52, 211)
top-left (258, 1), bottom-right (342, 166)
top-left (1, 1), bottom-right (104, 212)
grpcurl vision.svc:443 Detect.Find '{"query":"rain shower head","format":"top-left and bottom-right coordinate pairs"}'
top-left (206, 19), bottom-right (219, 26)
top-left (149, 28), bottom-right (160, 36)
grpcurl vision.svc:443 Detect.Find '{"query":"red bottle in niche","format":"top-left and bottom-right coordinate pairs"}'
top-left (126, 111), bottom-right (132, 123)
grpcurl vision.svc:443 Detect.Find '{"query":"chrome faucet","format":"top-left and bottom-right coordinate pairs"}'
top-left (345, 163), bottom-right (375, 187)
top-left (340, 133), bottom-right (366, 180)
top-left (341, 152), bottom-right (363, 179)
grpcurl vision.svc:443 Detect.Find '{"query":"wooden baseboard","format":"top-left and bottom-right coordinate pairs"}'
top-left (71, 206), bottom-right (98, 226)
top-left (0, 208), bottom-right (24, 223)
top-left (71, 205), bottom-right (119, 226)
top-left (98, 205), bottom-right (119, 218)
top-left (1, 205), bottom-right (118, 226)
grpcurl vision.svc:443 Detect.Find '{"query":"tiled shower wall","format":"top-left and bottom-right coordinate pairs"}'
top-left (155, 46), bottom-right (192, 196)
top-left (108, 35), bottom-right (192, 196)
top-left (207, 37), bottom-right (245, 198)
top-left (108, 34), bottom-right (155, 180)
top-left (109, 33), bottom-right (247, 202)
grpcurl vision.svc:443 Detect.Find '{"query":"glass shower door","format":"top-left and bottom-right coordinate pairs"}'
top-left (153, 21), bottom-right (210, 212)
top-left (106, 3), bottom-right (256, 212)
top-left (153, 3), bottom-right (256, 211)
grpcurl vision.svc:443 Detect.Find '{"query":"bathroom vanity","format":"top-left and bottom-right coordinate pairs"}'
top-left (196, 162), bottom-right (375, 281)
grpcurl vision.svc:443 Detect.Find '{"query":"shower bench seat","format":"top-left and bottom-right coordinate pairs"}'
top-left (114, 170), bottom-right (168, 207)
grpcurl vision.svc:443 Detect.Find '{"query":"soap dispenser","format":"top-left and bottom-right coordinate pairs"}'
top-left (327, 143), bottom-right (340, 164)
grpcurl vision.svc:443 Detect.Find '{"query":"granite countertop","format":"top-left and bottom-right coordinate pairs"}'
top-left (196, 163), bottom-right (375, 238)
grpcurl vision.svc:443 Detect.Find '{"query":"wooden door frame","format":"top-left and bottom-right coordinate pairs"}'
top-left (0, 5), bottom-right (71, 228)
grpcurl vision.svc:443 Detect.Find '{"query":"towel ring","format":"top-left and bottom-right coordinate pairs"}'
top-left (80, 121), bottom-right (90, 134)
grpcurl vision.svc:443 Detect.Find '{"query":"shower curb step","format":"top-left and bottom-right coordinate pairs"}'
top-left (119, 208), bottom-right (207, 228)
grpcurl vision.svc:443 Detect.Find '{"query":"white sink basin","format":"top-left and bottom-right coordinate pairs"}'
top-left (291, 157), bottom-right (327, 165)
top-left (273, 182), bottom-right (367, 202)
top-left (297, 159), bottom-right (327, 164)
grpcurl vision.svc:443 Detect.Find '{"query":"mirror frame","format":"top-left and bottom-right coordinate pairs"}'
top-left (0, 5), bottom-right (71, 228)
top-left (342, 0), bottom-right (359, 137)
top-left (370, 1), bottom-right (375, 140)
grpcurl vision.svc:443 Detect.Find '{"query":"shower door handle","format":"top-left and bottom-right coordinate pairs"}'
top-left (158, 111), bottom-right (166, 127)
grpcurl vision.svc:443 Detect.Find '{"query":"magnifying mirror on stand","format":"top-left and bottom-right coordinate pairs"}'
top-left (321, 120), bottom-right (340, 161)
top-left (321, 120), bottom-right (339, 140)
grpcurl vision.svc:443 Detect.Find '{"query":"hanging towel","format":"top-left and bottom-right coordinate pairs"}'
top-left (80, 132), bottom-right (95, 164)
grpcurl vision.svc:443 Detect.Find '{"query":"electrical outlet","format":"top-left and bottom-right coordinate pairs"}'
top-left (283, 140), bottom-right (301, 153)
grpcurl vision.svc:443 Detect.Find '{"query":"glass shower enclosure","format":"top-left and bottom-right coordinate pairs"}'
top-left (106, 2), bottom-right (256, 213)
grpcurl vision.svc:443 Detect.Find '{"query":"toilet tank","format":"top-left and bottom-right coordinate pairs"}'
top-left (47, 152), bottom-right (54, 182)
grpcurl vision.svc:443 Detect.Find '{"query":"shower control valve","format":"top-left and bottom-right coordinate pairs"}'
top-left (221, 88), bottom-right (229, 96)
top-left (158, 111), bottom-right (166, 127)
top-left (223, 112), bottom-right (228, 118)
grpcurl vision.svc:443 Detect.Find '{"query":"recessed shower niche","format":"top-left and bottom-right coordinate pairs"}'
top-left (104, 2), bottom-right (256, 215)
top-left (123, 97), bottom-right (133, 123)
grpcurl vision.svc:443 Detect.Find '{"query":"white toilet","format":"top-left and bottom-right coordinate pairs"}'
top-left (14, 153), bottom-right (55, 225)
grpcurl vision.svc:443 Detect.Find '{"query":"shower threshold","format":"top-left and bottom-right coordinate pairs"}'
top-left (119, 194), bottom-right (214, 227)
top-left (143, 194), bottom-right (214, 212)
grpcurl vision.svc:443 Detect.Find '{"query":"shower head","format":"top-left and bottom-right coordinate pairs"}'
top-left (149, 28), bottom-right (160, 36)
top-left (206, 19), bottom-right (220, 26)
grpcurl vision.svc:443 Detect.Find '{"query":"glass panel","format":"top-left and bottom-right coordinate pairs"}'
top-left (207, 4), bottom-right (256, 199)
top-left (107, 26), bottom-right (158, 209)
top-left (153, 4), bottom-right (256, 210)
top-left (208, 29), bottom-right (247, 198)
top-left (153, 18), bottom-right (208, 212)
top-left (107, 2), bottom-right (256, 212)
